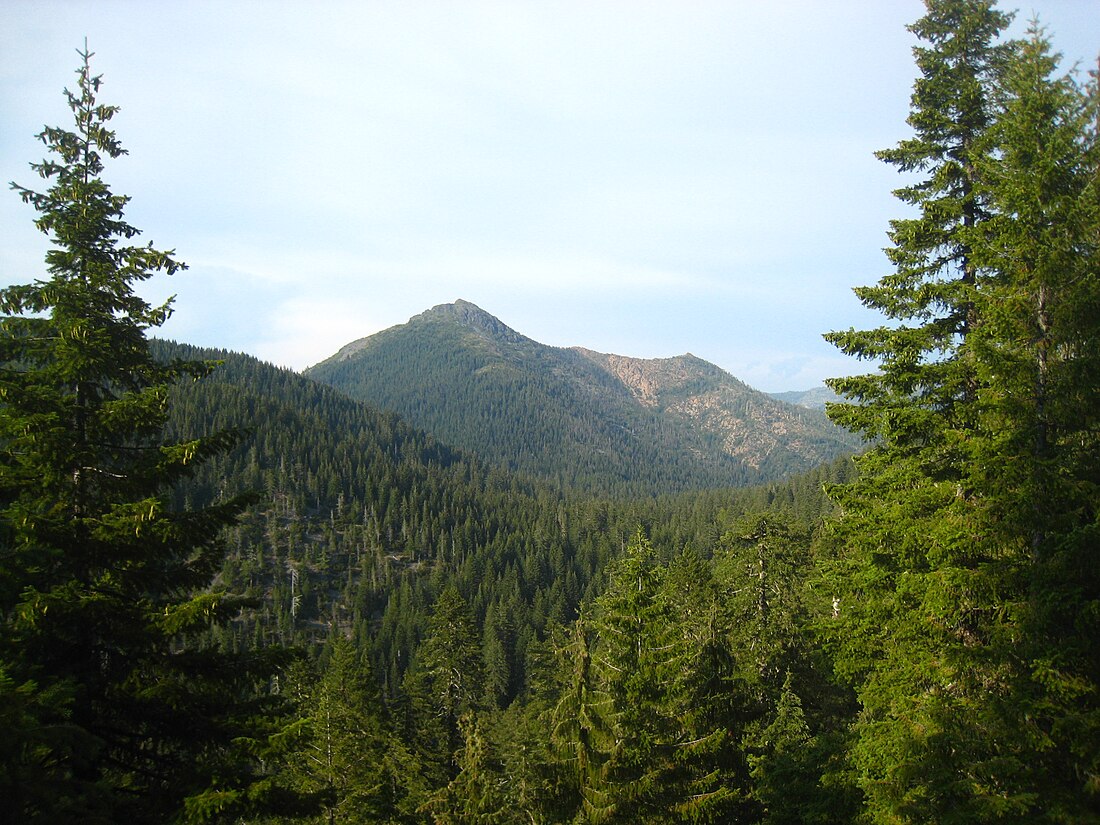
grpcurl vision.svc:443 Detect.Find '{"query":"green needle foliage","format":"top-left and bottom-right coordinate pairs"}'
top-left (272, 636), bottom-right (401, 824)
top-left (823, 2), bottom-right (1100, 821)
top-left (968, 22), bottom-right (1100, 818)
top-left (0, 46), bottom-right (286, 823)
top-left (401, 584), bottom-right (485, 798)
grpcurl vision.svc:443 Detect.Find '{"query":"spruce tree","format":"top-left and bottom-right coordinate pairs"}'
top-left (0, 46), bottom-right (282, 823)
top-left (276, 636), bottom-right (398, 824)
top-left (968, 23), bottom-right (1100, 818)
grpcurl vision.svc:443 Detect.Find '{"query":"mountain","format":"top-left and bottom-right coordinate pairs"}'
top-left (151, 338), bottom-right (855, 699)
top-left (305, 300), bottom-right (860, 495)
top-left (770, 385), bottom-right (841, 410)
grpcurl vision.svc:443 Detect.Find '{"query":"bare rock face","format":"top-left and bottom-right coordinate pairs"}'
top-left (417, 299), bottom-right (532, 346)
top-left (576, 350), bottom-right (703, 406)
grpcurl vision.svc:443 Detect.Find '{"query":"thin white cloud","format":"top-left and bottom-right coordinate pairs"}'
top-left (253, 295), bottom-right (388, 371)
top-left (4, 0), bottom-right (1098, 394)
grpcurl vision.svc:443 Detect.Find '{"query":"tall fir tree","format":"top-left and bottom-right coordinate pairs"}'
top-left (585, 529), bottom-right (685, 822)
top-left (272, 635), bottom-right (399, 824)
top-left (659, 547), bottom-right (754, 823)
top-left (549, 531), bottom-right (748, 823)
top-left (400, 584), bottom-right (484, 797)
top-left (547, 616), bottom-right (616, 822)
top-left (823, 2), bottom-right (1100, 822)
top-left (968, 23), bottom-right (1100, 819)
top-left (420, 712), bottom-right (514, 825)
top-left (549, 615), bottom-right (617, 822)
top-left (0, 47), bottom-right (285, 823)
top-left (714, 514), bottom-right (845, 824)
top-left (826, 0), bottom-right (1013, 440)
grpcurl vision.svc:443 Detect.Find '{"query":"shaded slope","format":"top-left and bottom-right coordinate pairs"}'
top-left (150, 338), bottom-right (857, 704)
top-left (306, 300), bottom-right (859, 494)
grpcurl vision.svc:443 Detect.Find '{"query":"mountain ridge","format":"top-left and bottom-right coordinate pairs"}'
top-left (305, 300), bottom-right (859, 494)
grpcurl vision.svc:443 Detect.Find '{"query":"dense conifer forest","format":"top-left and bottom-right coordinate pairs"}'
top-left (302, 299), bottom-right (860, 496)
top-left (1, 1), bottom-right (1098, 823)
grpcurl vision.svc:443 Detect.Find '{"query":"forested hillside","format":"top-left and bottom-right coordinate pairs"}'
top-left (152, 340), bottom-right (858, 821)
top-left (306, 299), bottom-right (859, 495)
top-left (769, 385), bottom-right (840, 410)
top-left (2, 1), bottom-right (1098, 823)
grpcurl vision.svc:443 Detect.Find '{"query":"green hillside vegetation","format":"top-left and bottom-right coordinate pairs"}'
top-left (151, 339), bottom-right (856, 821)
top-left (769, 385), bottom-right (841, 410)
top-left (305, 299), bottom-right (860, 496)
top-left (155, 339), bottom-right (851, 696)
top-left (2, 1), bottom-right (1098, 822)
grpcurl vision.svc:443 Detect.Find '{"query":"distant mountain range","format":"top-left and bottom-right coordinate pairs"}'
top-left (305, 300), bottom-right (859, 495)
top-left (769, 385), bottom-right (841, 410)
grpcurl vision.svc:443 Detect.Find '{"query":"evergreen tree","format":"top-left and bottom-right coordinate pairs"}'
top-left (746, 671), bottom-right (811, 824)
top-left (419, 585), bottom-right (484, 735)
top-left (826, 0), bottom-right (1013, 441)
top-left (716, 513), bottom-right (808, 684)
top-left (586, 529), bottom-right (680, 822)
top-left (550, 531), bottom-right (748, 823)
top-left (968, 23), bottom-right (1100, 819)
top-left (713, 514), bottom-right (829, 823)
top-left (420, 712), bottom-right (514, 824)
top-left (480, 602), bottom-right (513, 709)
top-left (821, 3), bottom-right (1015, 818)
top-left (492, 698), bottom-right (573, 825)
top-left (401, 585), bottom-right (484, 792)
top-left (548, 617), bottom-right (614, 822)
top-left (0, 47), bottom-right (283, 823)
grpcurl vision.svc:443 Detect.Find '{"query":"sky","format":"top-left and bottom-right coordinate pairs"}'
top-left (2, 1), bottom-right (1097, 393)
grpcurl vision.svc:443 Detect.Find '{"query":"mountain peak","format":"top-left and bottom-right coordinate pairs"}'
top-left (416, 299), bottom-right (529, 345)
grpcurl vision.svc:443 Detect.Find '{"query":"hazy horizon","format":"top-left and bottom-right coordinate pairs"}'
top-left (3, 1), bottom-right (1097, 393)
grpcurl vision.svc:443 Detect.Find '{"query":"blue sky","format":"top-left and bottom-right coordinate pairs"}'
top-left (2, 1), bottom-right (1097, 392)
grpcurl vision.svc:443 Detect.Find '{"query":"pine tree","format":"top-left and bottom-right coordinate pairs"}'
top-left (277, 635), bottom-right (398, 824)
top-left (0, 46), bottom-right (283, 823)
top-left (967, 23), bottom-right (1100, 819)
top-left (822, 2), bottom-right (1100, 821)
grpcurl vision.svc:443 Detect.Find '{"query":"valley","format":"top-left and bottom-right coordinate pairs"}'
top-left (305, 299), bottom-right (859, 495)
